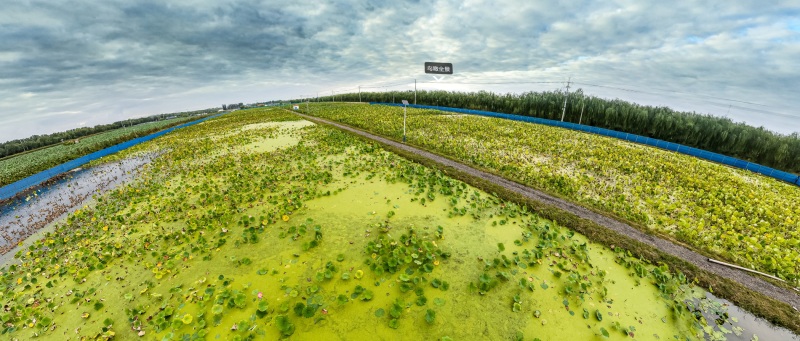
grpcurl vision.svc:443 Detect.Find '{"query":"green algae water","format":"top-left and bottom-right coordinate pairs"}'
top-left (0, 108), bottom-right (767, 340)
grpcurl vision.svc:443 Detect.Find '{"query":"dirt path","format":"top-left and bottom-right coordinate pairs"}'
top-left (294, 112), bottom-right (800, 312)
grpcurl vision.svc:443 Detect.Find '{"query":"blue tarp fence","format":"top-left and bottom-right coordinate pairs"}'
top-left (0, 113), bottom-right (225, 201)
top-left (371, 102), bottom-right (800, 187)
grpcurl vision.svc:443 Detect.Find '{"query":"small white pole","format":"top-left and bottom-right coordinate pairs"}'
top-left (707, 258), bottom-right (786, 282)
top-left (402, 100), bottom-right (409, 142)
top-left (414, 79), bottom-right (417, 105)
top-left (403, 105), bottom-right (407, 142)
top-left (359, 86), bottom-right (361, 103)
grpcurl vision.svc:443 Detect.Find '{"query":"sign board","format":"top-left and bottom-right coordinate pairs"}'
top-left (424, 62), bottom-right (453, 74)
top-left (401, 100), bottom-right (409, 105)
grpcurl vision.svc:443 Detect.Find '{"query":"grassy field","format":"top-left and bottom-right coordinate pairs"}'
top-left (301, 103), bottom-right (800, 288)
top-left (0, 108), bottom-right (743, 340)
top-left (0, 117), bottom-right (193, 187)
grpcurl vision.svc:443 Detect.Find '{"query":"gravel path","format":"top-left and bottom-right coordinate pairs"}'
top-left (295, 112), bottom-right (800, 311)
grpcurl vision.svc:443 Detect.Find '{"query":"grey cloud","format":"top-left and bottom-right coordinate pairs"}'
top-left (0, 0), bottom-right (799, 142)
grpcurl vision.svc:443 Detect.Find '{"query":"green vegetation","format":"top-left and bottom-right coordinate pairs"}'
top-left (0, 117), bottom-right (192, 186)
top-left (302, 103), bottom-right (800, 286)
top-left (310, 89), bottom-right (800, 174)
top-left (0, 108), bottom-right (217, 159)
top-left (0, 108), bottom-right (743, 339)
top-left (344, 121), bottom-right (800, 335)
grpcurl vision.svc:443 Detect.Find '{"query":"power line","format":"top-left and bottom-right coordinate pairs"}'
top-left (417, 81), bottom-right (563, 85)
top-left (572, 82), bottom-right (772, 108)
top-left (306, 76), bottom-right (798, 120)
top-left (360, 81), bottom-right (413, 89)
top-left (572, 81), bottom-right (800, 119)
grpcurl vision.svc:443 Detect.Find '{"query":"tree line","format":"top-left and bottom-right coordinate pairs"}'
top-left (222, 103), bottom-right (244, 110)
top-left (0, 108), bottom-right (218, 159)
top-left (306, 89), bottom-right (800, 174)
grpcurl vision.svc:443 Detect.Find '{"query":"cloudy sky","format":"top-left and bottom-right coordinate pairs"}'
top-left (1, 0), bottom-right (799, 142)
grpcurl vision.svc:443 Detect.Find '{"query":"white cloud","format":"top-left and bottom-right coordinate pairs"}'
top-left (0, 0), bottom-right (798, 142)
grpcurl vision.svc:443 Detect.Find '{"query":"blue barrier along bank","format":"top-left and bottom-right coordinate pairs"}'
top-left (0, 113), bottom-right (225, 201)
top-left (371, 102), bottom-right (800, 187)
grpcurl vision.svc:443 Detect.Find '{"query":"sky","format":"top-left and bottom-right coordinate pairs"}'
top-left (1, 0), bottom-right (799, 143)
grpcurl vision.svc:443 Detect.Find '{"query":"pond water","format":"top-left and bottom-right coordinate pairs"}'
top-left (0, 153), bottom-right (157, 256)
top-left (1, 112), bottom-right (797, 340)
top-left (697, 291), bottom-right (799, 341)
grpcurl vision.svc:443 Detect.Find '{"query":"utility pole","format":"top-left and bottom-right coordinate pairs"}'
top-left (561, 77), bottom-right (571, 122)
top-left (358, 86), bottom-right (361, 103)
top-left (414, 79), bottom-right (417, 105)
top-left (578, 102), bottom-right (585, 125)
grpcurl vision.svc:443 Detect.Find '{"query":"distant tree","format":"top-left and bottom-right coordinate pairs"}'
top-left (0, 107), bottom-right (218, 159)
top-left (325, 89), bottom-right (800, 174)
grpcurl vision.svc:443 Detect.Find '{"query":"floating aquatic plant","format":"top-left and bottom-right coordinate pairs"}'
top-left (415, 295), bottom-right (427, 306)
top-left (351, 285), bottom-right (365, 299)
top-left (600, 327), bottom-right (610, 338)
top-left (389, 300), bottom-right (403, 319)
top-left (425, 309), bottom-right (436, 324)
top-left (0, 108), bottom-right (743, 340)
top-left (256, 301), bottom-right (269, 318)
top-left (364, 226), bottom-right (448, 283)
top-left (362, 290), bottom-right (374, 301)
top-left (274, 315), bottom-right (295, 337)
top-left (293, 302), bottom-right (306, 316)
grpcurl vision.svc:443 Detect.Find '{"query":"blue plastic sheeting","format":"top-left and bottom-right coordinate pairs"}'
top-left (371, 103), bottom-right (800, 187)
top-left (0, 113), bottom-right (225, 201)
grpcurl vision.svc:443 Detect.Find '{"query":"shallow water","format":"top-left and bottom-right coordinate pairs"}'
top-left (1, 112), bottom-right (797, 340)
top-left (698, 292), bottom-right (800, 341)
top-left (0, 154), bottom-right (156, 255)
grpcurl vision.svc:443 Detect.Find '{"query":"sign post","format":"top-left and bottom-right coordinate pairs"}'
top-left (424, 62), bottom-right (453, 74)
top-left (401, 100), bottom-right (409, 142)
top-left (424, 62), bottom-right (453, 98)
